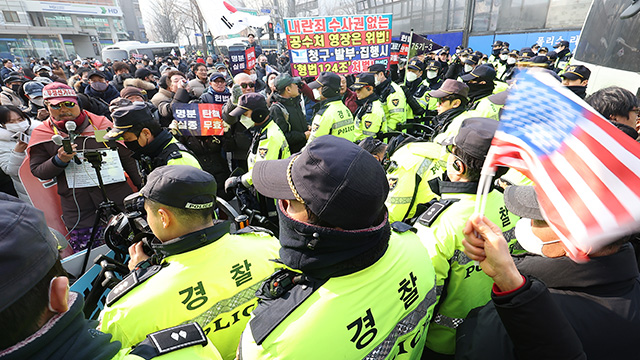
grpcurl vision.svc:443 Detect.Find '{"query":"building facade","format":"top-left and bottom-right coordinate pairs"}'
top-left (0, 0), bottom-right (146, 62)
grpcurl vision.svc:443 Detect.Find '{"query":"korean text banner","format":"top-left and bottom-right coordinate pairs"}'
top-left (285, 14), bottom-right (392, 76)
top-left (172, 103), bottom-right (224, 136)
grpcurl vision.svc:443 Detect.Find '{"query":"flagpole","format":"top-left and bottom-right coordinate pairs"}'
top-left (474, 147), bottom-right (497, 216)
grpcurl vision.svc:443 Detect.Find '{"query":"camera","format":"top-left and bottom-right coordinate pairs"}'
top-left (103, 193), bottom-right (153, 255)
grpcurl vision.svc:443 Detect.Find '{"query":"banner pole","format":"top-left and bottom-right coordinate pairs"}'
top-left (403, 29), bottom-right (414, 86)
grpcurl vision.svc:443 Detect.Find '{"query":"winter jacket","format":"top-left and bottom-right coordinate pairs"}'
top-left (188, 78), bottom-right (208, 98)
top-left (270, 93), bottom-right (308, 153)
top-left (0, 121), bottom-right (41, 202)
top-left (84, 83), bottom-right (120, 104)
top-left (151, 87), bottom-right (176, 127)
top-left (0, 86), bottom-right (25, 107)
top-left (123, 78), bottom-right (158, 100)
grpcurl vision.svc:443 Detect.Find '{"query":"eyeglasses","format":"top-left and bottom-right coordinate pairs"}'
top-left (48, 101), bottom-right (77, 109)
top-left (240, 82), bottom-right (255, 89)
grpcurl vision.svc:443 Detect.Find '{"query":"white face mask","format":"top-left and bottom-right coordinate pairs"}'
top-left (5, 120), bottom-right (29, 134)
top-left (507, 57), bottom-right (517, 65)
top-left (514, 218), bottom-right (561, 256)
top-left (31, 97), bottom-right (44, 107)
top-left (312, 88), bottom-right (322, 101)
top-left (240, 114), bottom-right (254, 128)
top-left (249, 74), bottom-right (257, 81)
top-left (406, 72), bottom-right (419, 82)
top-left (426, 70), bottom-right (438, 80)
top-left (464, 64), bottom-right (473, 73)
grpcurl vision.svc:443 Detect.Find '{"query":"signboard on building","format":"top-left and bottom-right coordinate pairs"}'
top-left (284, 14), bottom-right (393, 77)
top-left (23, 1), bottom-right (122, 17)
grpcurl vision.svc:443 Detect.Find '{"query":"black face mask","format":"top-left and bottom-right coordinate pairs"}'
top-left (124, 139), bottom-right (143, 152)
top-left (565, 85), bottom-right (587, 99)
top-left (10, 84), bottom-right (20, 93)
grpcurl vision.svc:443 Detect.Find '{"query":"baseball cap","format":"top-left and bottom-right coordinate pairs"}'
top-left (492, 40), bottom-right (504, 47)
top-left (215, 63), bottom-right (227, 69)
top-left (351, 73), bottom-right (375, 90)
top-left (441, 117), bottom-right (498, 160)
top-left (120, 86), bottom-right (145, 100)
top-left (560, 65), bottom-right (591, 81)
top-left (229, 93), bottom-right (268, 117)
top-left (553, 40), bottom-right (570, 48)
top-left (308, 72), bottom-right (341, 90)
top-left (42, 82), bottom-right (77, 105)
top-left (33, 64), bottom-right (52, 73)
top-left (504, 186), bottom-right (543, 220)
top-left (463, 54), bottom-right (480, 66)
top-left (461, 64), bottom-right (496, 82)
top-left (253, 135), bottom-right (388, 230)
top-left (135, 68), bottom-right (152, 79)
top-left (367, 63), bottom-right (387, 74)
top-left (274, 73), bottom-right (301, 91)
top-left (209, 72), bottom-right (225, 82)
top-left (407, 59), bottom-right (424, 72)
top-left (428, 79), bottom-right (469, 98)
top-left (4, 75), bottom-right (23, 84)
top-left (140, 165), bottom-right (217, 210)
top-left (105, 102), bottom-right (155, 140)
top-left (23, 81), bottom-right (44, 97)
top-left (88, 70), bottom-right (106, 79)
top-left (0, 193), bottom-right (59, 312)
top-left (425, 60), bottom-right (441, 71)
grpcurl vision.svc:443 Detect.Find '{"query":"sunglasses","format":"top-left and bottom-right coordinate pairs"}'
top-left (48, 101), bottom-right (77, 109)
top-left (240, 82), bottom-right (255, 89)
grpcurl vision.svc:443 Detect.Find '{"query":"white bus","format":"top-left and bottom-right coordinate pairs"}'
top-left (572, 0), bottom-right (640, 96)
top-left (101, 41), bottom-right (180, 62)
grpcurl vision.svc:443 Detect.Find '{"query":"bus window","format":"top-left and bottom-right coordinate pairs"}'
top-left (574, 0), bottom-right (640, 73)
top-left (102, 49), bottom-right (128, 61)
top-left (137, 49), bottom-right (154, 59)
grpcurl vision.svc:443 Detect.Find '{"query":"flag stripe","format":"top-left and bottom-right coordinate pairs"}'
top-left (583, 111), bottom-right (640, 159)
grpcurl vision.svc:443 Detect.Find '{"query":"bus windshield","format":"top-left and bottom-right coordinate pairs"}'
top-left (574, 0), bottom-right (640, 73)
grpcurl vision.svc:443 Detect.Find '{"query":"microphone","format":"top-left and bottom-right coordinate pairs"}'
top-left (65, 121), bottom-right (77, 142)
top-left (52, 134), bottom-right (81, 165)
top-left (51, 134), bottom-right (63, 146)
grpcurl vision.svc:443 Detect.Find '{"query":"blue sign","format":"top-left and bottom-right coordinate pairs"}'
top-left (274, 22), bottom-right (283, 34)
top-left (261, 8), bottom-right (271, 14)
top-left (425, 32), bottom-right (463, 55)
top-left (468, 30), bottom-right (581, 55)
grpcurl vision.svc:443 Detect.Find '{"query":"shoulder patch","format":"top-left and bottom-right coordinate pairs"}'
top-left (392, 98), bottom-right (400, 107)
top-left (167, 150), bottom-right (183, 160)
top-left (391, 221), bottom-right (417, 233)
top-left (129, 323), bottom-right (208, 359)
top-left (106, 264), bottom-right (165, 306)
top-left (417, 199), bottom-right (459, 227)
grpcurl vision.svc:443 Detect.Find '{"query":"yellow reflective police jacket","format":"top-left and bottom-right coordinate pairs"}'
top-left (99, 223), bottom-right (281, 360)
top-left (308, 97), bottom-right (355, 143)
top-left (241, 119), bottom-right (290, 187)
top-left (354, 96), bottom-right (387, 141)
top-left (414, 181), bottom-right (518, 355)
top-left (378, 80), bottom-right (407, 131)
top-left (239, 228), bottom-right (438, 360)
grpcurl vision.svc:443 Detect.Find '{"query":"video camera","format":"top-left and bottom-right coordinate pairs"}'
top-left (103, 193), bottom-right (154, 256)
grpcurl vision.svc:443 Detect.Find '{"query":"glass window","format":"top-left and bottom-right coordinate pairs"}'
top-left (3, 11), bottom-right (19, 23)
top-left (43, 14), bottom-right (73, 28)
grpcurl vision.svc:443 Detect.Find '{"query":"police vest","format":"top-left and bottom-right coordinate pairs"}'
top-left (354, 99), bottom-right (387, 141)
top-left (138, 138), bottom-right (201, 181)
top-left (414, 187), bottom-right (519, 355)
top-left (243, 120), bottom-right (291, 186)
top-left (239, 227), bottom-right (438, 360)
top-left (386, 142), bottom-right (445, 223)
top-left (308, 99), bottom-right (355, 143)
top-left (380, 82), bottom-right (407, 131)
top-left (99, 224), bottom-right (281, 360)
top-left (120, 323), bottom-right (223, 359)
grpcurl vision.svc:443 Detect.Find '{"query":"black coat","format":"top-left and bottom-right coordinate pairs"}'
top-left (456, 244), bottom-right (640, 360)
top-left (269, 93), bottom-right (308, 153)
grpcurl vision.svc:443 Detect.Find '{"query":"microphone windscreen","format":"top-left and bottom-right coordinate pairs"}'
top-left (52, 134), bottom-right (63, 146)
top-left (65, 121), bottom-right (77, 132)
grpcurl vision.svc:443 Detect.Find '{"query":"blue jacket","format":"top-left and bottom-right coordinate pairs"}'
top-left (84, 83), bottom-right (120, 104)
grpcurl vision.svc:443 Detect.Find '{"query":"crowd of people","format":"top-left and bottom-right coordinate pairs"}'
top-left (0, 35), bottom-right (639, 360)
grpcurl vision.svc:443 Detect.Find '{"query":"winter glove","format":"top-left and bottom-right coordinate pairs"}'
top-left (224, 176), bottom-right (242, 193)
top-left (231, 84), bottom-right (243, 105)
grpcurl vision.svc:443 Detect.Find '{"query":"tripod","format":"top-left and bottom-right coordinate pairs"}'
top-left (80, 149), bottom-right (122, 274)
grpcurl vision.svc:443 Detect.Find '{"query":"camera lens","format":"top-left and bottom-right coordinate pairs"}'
top-left (124, 193), bottom-right (146, 215)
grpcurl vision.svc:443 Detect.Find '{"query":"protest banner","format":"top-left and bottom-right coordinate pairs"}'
top-left (284, 14), bottom-right (392, 76)
top-left (229, 49), bottom-right (247, 75)
top-left (172, 103), bottom-right (225, 136)
top-left (399, 32), bottom-right (443, 58)
top-left (390, 38), bottom-right (402, 65)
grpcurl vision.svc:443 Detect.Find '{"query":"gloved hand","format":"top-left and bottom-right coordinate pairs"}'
top-left (224, 176), bottom-right (242, 193)
top-left (231, 84), bottom-right (243, 105)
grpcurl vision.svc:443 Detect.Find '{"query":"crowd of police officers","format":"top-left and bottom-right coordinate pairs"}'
top-left (2, 35), bottom-right (639, 360)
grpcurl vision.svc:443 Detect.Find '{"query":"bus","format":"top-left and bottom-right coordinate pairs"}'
top-left (101, 41), bottom-right (180, 62)
top-left (572, 0), bottom-right (640, 96)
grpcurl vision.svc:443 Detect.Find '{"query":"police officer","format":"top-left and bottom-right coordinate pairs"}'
top-left (239, 135), bottom-right (437, 359)
top-left (487, 40), bottom-right (504, 65)
top-left (352, 73), bottom-right (386, 141)
top-left (105, 102), bottom-right (201, 184)
top-left (0, 193), bottom-right (223, 359)
top-left (369, 63), bottom-right (407, 131)
top-left (270, 73), bottom-right (309, 153)
top-left (224, 93), bottom-right (291, 197)
top-left (416, 60), bottom-right (445, 115)
top-left (403, 58), bottom-right (430, 121)
top-left (99, 165), bottom-right (281, 360)
top-left (307, 72), bottom-right (355, 143)
top-left (413, 118), bottom-right (518, 358)
top-left (461, 64), bottom-right (498, 108)
top-left (552, 40), bottom-right (572, 74)
top-left (560, 64), bottom-right (590, 99)
top-left (495, 49), bottom-right (511, 81)
top-left (428, 79), bottom-right (470, 143)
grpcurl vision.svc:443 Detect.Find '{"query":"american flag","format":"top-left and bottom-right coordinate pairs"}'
top-left (485, 70), bottom-right (640, 260)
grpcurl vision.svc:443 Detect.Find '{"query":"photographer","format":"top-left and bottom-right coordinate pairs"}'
top-left (105, 101), bottom-right (200, 183)
top-left (99, 165), bottom-right (281, 360)
top-left (27, 83), bottom-right (142, 252)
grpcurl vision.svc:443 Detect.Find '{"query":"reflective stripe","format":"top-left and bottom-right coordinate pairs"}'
top-left (332, 119), bottom-right (354, 129)
top-left (449, 249), bottom-right (472, 265)
top-left (435, 285), bottom-right (444, 297)
top-left (432, 313), bottom-right (464, 329)
top-left (389, 108), bottom-right (405, 113)
top-left (363, 283), bottom-right (438, 359)
top-left (363, 130), bottom-right (378, 136)
top-left (416, 158), bottom-right (433, 178)
top-left (417, 99), bottom-right (429, 108)
top-left (388, 196), bottom-right (412, 204)
top-left (183, 281), bottom-right (263, 327)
